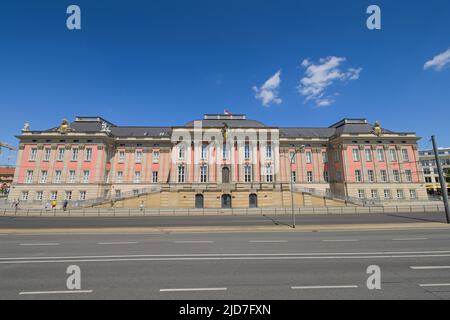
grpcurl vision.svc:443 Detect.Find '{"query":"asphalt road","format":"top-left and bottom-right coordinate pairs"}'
top-left (1, 227), bottom-right (450, 299)
top-left (0, 212), bottom-right (446, 229)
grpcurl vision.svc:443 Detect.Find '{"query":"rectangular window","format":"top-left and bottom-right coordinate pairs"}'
top-left (115, 190), bottom-right (121, 198)
top-left (365, 149), bottom-right (372, 162)
top-left (352, 148), bottom-right (360, 162)
top-left (71, 148), bottom-right (79, 161)
top-left (334, 150), bottom-right (340, 162)
top-left (389, 149), bottom-right (397, 162)
top-left (393, 170), bottom-right (400, 182)
top-left (244, 165), bottom-right (252, 183)
top-left (153, 151), bottom-right (160, 163)
top-left (64, 191), bottom-right (72, 201)
top-left (117, 171), bottom-right (123, 183)
top-left (397, 189), bottom-right (404, 199)
top-left (40, 170), bottom-right (48, 184)
top-left (305, 151), bottom-right (312, 164)
top-left (322, 152), bottom-right (328, 163)
top-left (402, 149), bottom-right (409, 162)
top-left (405, 170), bottom-right (412, 182)
top-left (355, 170), bottom-right (362, 182)
top-left (358, 189), bottom-right (366, 199)
top-left (79, 191), bottom-right (86, 201)
top-left (291, 171), bottom-right (296, 183)
top-left (21, 191), bottom-right (29, 201)
top-left (134, 171), bottom-right (141, 183)
top-left (85, 148), bottom-right (93, 161)
top-left (368, 170), bottom-right (375, 182)
top-left (265, 165), bottom-right (273, 183)
top-left (105, 170), bottom-right (110, 183)
top-left (54, 170), bottom-right (62, 183)
top-left (135, 151), bottom-right (142, 163)
top-left (244, 143), bottom-right (251, 160)
top-left (423, 168), bottom-right (431, 175)
top-left (43, 148), bottom-right (51, 161)
top-left (222, 144), bottom-right (229, 160)
top-left (323, 171), bottom-right (329, 182)
top-left (307, 171), bottom-right (313, 183)
top-left (289, 151), bottom-right (296, 164)
top-left (425, 177), bottom-right (432, 183)
top-left (29, 148), bottom-right (37, 161)
top-left (36, 191), bottom-right (43, 201)
top-left (380, 170), bottom-right (388, 182)
top-left (178, 166), bottom-right (185, 183)
top-left (118, 151), bottom-right (125, 163)
top-left (133, 189), bottom-right (139, 197)
top-left (51, 191), bottom-right (58, 200)
top-left (371, 190), bottom-right (379, 199)
top-left (69, 170), bottom-right (76, 183)
top-left (178, 145), bottom-right (186, 160)
top-left (57, 148), bottom-right (65, 161)
top-left (336, 171), bottom-right (342, 181)
top-left (200, 165), bottom-right (207, 183)
top-left (201, 144), bottom-right (208, 160)
top-left (377, 149), bottom-right (385, 162)
top-left (25, 170), bottom-right (33, 184)
top-left (265, 144), bottom-right (272, 159)
top-left (409, 189), bottom-right (417, 199)
top-left (152, 171), bottom-right (158, 183)
top-left (82, 170), bottom-right (90, 183)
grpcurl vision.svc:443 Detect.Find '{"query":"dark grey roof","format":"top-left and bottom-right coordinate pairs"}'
top-left (184, 119), bottom-right (268, 128)
top-left (280, 128), bottom-right (336, 139)
top-left (110, 126), bottom-right (171, 138)
top-left (333, 123), bottom-right (394, 135)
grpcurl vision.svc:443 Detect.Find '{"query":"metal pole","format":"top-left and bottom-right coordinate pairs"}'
top-left (290, 156), bottom-right (295, 228)
top-left (431, 135), bottom-right (450, 223)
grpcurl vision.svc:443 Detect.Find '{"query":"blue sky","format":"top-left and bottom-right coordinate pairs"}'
top-left (1, 0), bottom-right (450, 165)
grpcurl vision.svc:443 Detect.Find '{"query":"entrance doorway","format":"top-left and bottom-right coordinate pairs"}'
top-left (221, 194), bottom-right (232, 209)
top-left (195, 194), bottom-right (204, 209)
top-left (249, 193), bottom-right (257, 208)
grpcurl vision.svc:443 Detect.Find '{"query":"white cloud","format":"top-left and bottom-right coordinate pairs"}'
top-left (424, 48), bottom-right (450, 71)
top-left (253, 70), bottom-right (282, 107)
top-left (298, 56), bottom-right (362, 107)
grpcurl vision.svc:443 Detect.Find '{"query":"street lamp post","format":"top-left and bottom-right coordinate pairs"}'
top-left (289, 145), bottom-right (305, 228)
top-left (431, 136), bottom-right (450, 224)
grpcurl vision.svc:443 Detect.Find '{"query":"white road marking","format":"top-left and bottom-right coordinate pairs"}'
top-left (19, 243), bottom-right (60, 246)
top-left (97, 242), bottom-right (138, 245)
top-left (322, 239), bottom-right (359, 242)
top-left (19, 290), bottom-right (93, 295)
top-left (249, 240), bottom-right (288, 243)
top-left (292, 285), bottom-right (358, 290)
top-left (2, 250), bottom-right (450, 264)
top-left (2, 250), bottom-right (450, 261)
top-left (160, 287), bottom-right (227, 292)
top-left (411, 266), bottom-right (450, 270)
top-left (174, 241), bottom-right (214, 243)
top-left (392, 238), bottom-right (428, 241)
top-left (419, 283), bottom-right (450, 287)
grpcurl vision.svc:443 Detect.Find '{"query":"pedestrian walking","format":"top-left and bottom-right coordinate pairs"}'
top-left (63, 200), bottom-right (68, 211)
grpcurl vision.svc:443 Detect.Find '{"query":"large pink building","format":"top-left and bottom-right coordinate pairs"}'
top-left (9, 114), bottom-right (427, 208)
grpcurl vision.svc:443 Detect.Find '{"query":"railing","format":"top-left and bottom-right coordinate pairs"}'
top-left (292, 186), bottom-right (383, 207)
top-left (69, 185), bottom-right (162, 208)
top-left (0, 204), bottom-right (445, 217)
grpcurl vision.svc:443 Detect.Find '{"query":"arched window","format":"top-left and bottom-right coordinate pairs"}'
top-left (221, 194), bottom-right (232, 209)
top-left (249, 194), bottom-right (257, 208)
top-left (222, 167), bottom-right (230, 183)
top-left (195, 194), bottom-right (204, 209)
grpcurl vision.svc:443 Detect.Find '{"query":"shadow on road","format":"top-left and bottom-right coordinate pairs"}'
top-left (385, 213), bottom-right (446, 224)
